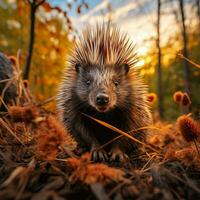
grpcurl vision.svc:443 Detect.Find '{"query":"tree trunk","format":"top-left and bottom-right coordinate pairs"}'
top-left (156, 0), bottom-right (164, 118)
top-left (196, 0), bottom-right (200, 37)
top-left (179, 0), bottom-right (190, 94)
top-left (24, 2), bottom-right (36, 80)
top-left (23, 0), bottom-right (45, 80)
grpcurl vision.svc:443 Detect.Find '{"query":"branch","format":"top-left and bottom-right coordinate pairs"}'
top-left (36, 0), bottom-right (45, 8)
top-left (178, 54), bottom-right (200, 69)
top-left (27, 0), bottom-right (45, 8)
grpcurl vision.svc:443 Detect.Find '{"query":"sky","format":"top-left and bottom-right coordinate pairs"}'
top-left (48, 0), bottom-right (196, 56)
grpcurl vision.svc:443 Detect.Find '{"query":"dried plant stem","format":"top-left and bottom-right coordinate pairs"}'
top-left (60, 146), bottom-right (79, 159)
top-left (141, 160), bottom-right (167, 173)
top-left (179, 103), bottom-right (182, 114)
top-left (0, 96), bottom-right (9, 111)
top-left (36, 96), bottom-right (56, 107)
top-left (82, 113), bottom-right (160, 153)
top-left (0, 78), bottom-right (14, 83)
top-left (194, 139), bottom-right (200, 156)
top-left (96, 126), bottom-right (161, 152)
top-left (128, 126), bottom-right (161, 133)
top-left (16, 174), bottom-right (29, 200)
top-left (1, 77), bottom-right (16, 101)
top-left (95, 135), bottom-right (123, 151)
top-left (55, 158), bottom-right (72, 162)
top-left (178, 53), bottom-right (200, 69)
top-left (16, 50), bottom-right (23, 103)
top-left (141, 154), bottom-right (158, 171)
top-left (21, 82), bottom-right (32, 103)
top-left (0, 118), bottom-right (24, 145)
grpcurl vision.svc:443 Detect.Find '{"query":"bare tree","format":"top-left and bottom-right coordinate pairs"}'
top-left (156, 0), bottom-right (164, 118)
top-left (24, 0), bottom-right (45, 80)
top-left (178, 0), bottom-right (190, 93)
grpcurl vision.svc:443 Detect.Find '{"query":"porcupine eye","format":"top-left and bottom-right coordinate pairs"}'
top-left (86, 79), bottom-right (91, 86)
top-left (114, 81), bottom-right (119, 86)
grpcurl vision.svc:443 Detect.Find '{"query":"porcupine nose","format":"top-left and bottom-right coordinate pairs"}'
top-left (96, 93), bottom-right (109, 106)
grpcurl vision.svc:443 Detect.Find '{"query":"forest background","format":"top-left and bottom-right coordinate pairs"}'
top-left (0, 0), bottom-right (200, 121)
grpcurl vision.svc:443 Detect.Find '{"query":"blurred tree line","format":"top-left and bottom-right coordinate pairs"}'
top-left (0, 0), bottom-right (73, 103)
top-left (0, 0), bottom-right (199, 120)
top-left (140, 0), bottom-right (200, 121)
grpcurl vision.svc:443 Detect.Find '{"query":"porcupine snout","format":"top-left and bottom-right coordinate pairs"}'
top-left (96, 92), bottom-right (109, 106)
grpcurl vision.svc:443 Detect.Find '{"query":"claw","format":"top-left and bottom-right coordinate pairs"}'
top-left (91, 149), bottom-right (108, 162)
top-left (92, 150), bottom-right (98, 162)
top-left (109, 146), bottom-right (129, 162)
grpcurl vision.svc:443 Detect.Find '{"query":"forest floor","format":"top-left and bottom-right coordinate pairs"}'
top-left (1, 64), bottom-right (200, 200)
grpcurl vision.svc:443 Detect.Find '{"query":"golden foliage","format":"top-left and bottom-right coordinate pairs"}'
top-left (42, 2), bottom-right (52, 12)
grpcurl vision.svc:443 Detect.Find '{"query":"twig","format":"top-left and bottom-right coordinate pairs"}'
top-left (0, 78), bottom-right (14, 83)
top-left (95, 135), bottom-right (123, 151)
top-left (0, 96), bottom-right (9, 111)
top-left (36, 96), bottom-right (56, 107)
top-left (1, 77), bottom-right (16, 101)
top-left (60, 146), bottom-right (79, 159)
top-left (141, 154), bottom-right (158, 171)
top-left (36, 0), bottom-right (46, 8)
top-left (140, 160), bottom-right (167, 173)
top-left (194, 139), bottom-right (200, 157)
top-left (96, 126), bottom-right (160, 151)
top-left (82, 113), bottom-right (160, 153)
top-left (178, 53), bottom-right (200, 69)
top-left (0, 118), bottom-right (24, 145)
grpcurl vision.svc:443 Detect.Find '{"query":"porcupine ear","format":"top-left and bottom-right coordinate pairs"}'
top-left (75, 63), bottom-right (81, 73)
top-left (121, 63), bottom-right (129, 75)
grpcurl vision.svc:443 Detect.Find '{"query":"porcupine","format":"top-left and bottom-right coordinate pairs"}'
top-left (57, 24), bottom-right (152, 162)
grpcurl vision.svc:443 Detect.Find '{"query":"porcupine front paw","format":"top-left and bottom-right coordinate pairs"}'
top-left (109, 145), bottom-right (129, 162)
top-left (91, 145), bottom-right (108, 162)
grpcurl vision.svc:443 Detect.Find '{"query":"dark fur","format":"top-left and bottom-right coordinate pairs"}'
top-left (0, 53), bottom-right (17, 110)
